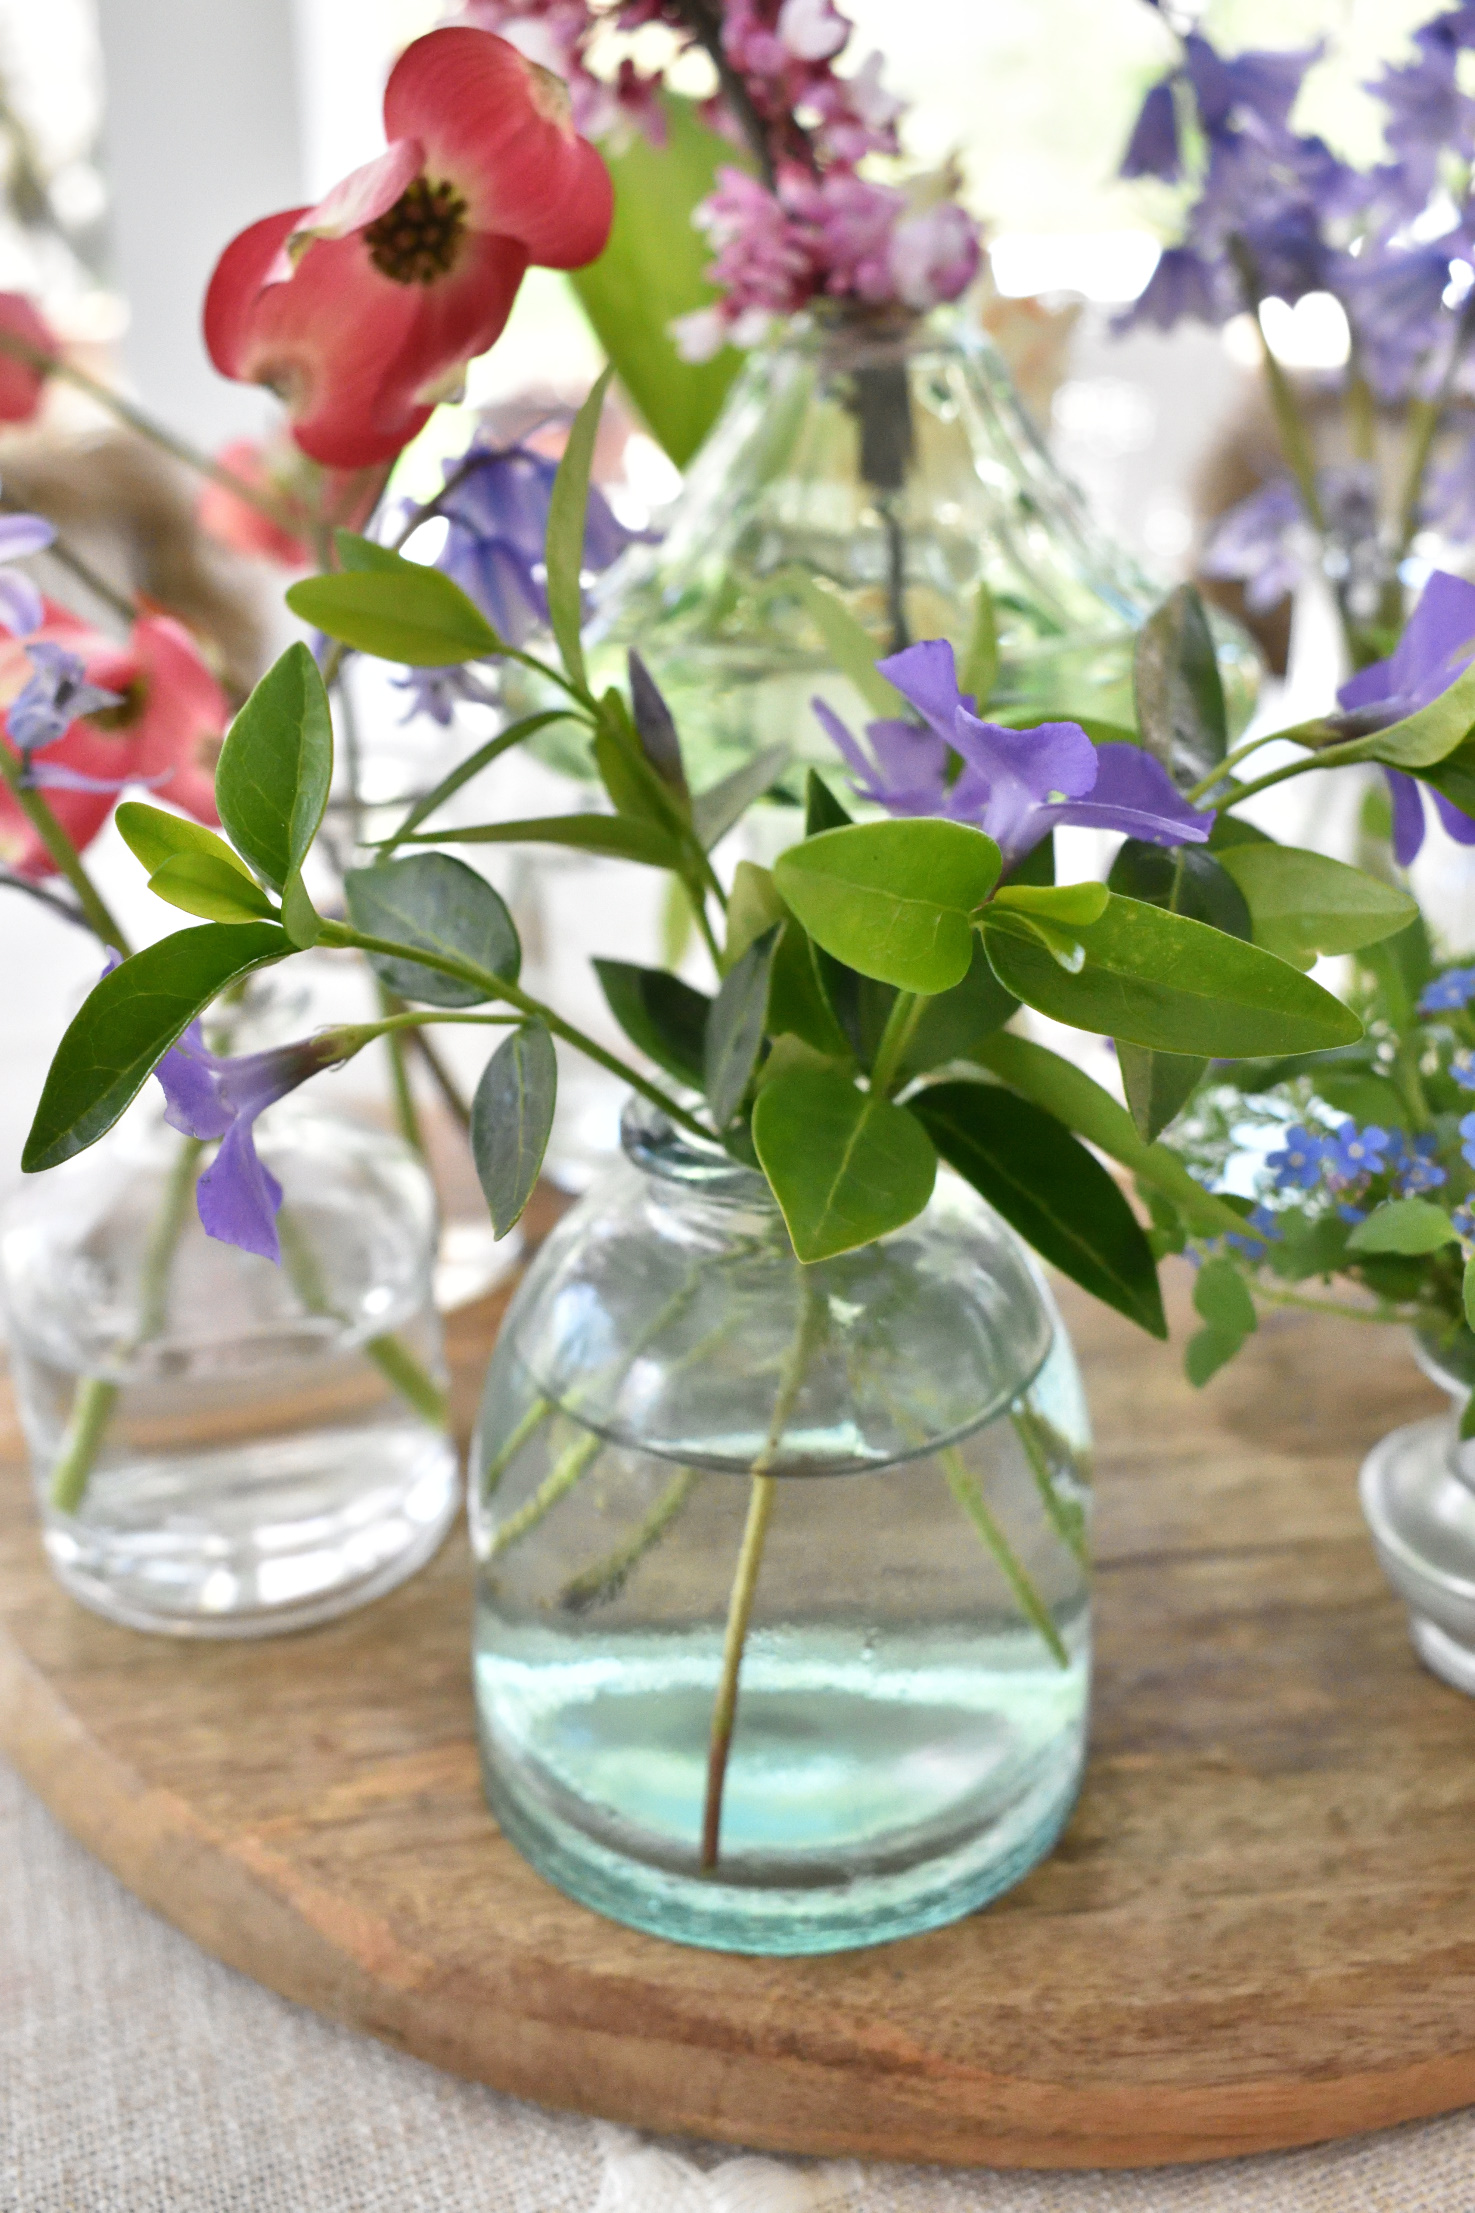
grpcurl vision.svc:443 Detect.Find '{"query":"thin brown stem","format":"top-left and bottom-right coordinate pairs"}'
top-left (0, 745), bottom-right (129, 952)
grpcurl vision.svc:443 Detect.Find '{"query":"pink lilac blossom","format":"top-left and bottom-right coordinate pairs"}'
top-left (451, 0), bottom-right (979, 352)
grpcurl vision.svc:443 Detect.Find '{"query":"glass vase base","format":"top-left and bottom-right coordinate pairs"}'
top-left (41, 1431), bottom-right (460, 1639)
top-left (1361, 1413), bottom-right (1475, 1698)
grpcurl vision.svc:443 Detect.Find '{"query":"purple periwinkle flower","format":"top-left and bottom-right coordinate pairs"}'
top-left (154, 1024), bottom-right (345, 1262)
top-left (0, 509), bottom-right (52, 638)
top-left (1419, 964), bottom-right (1475, 1014)
top-left (812, 638), bottom-right (1211, 869)
top-left (1337, 569), bottom-right (1475, 865)
top-left (7, 641), bottom-right (120, 755)
top-left (1120, 78), bottom-right (1180, 182)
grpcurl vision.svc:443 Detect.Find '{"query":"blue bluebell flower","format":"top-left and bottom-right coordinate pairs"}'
top-left (1266, 1124), bottom-right (1327, 1190)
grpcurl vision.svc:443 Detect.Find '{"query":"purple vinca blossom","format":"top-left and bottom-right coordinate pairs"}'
top-left (0, 508), bottom-right (52, 638)
top-left (154, 1025), bottom-right (343, 1262)
top-left (1337, 568), bottom-right (1475, 865)
top-left (813, 638), bottom-right (1210, 868)
top-left (1182, 34), bottom-right (1320, 142)
top-left (7, 641), bottom-right (120, 753)
top-left (1120, 78), bottom-right (1180, 182)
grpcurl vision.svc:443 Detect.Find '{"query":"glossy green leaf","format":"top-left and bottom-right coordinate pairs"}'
top-left (286, 564), bottom-right (498, 666)
top-left (594, 960), bottom-right (710, 1089)
top-left (958, 580), bottom-right (999, 706)
top-left (1116, 1044), bottom-right (1205, 1143)
top-left (215, 643), bottom-right (333, 893)
top-left (969, 1031), bottom-right (1267, 1242)
top-left (23, 922), bottom-right (290, 1171)
top-left (400, 813), bottom-right (683, 868)
top-left (1193, 1256), bottom-right (1257, 1336)
top-left (752, 1063), bottom-right (937, 1261)
top-left (545, 364), bottom-right (613, 692)
top-left (378, 711), bottom-right (578, 854)
top-left (981, 893), bottom-right (1363, 1056)
top-left (897, 936), bottom-right (1017, 1076)
top-left (345, 854), bottom-right (520, 1006)
top-left (333, 530), bottom-right (407, 572)
top-left (692, 743), bottom-right (793, 851)
top-left (1108, 838), bottom-right (1253, 939)
top-left (1186, 1325), bottom-right (1244, 1387)
top-left (566, 93), bottom-right (748, 468)
top-left (1133, 583), bottom-right (1227, 783)
top-left (911, 1080), bottom-right (1166, 1336)
top-left (805, 768), bottom-right (852, 835)
top-left (1347, 1199), bottom-right (1458, 1255)
top-left (279, 869), bottom-right (321, 949)
top-left (725, 861), bottom-right (787, 964)
top-left (1214, 842), bottom-right (1419, 968)
top-left (787, 572), bottom-right (905, 718)
top-left (471, 1023), bottom-right (557, 1238)
top-left (115, 802), bottom-right (258, 887)
top-left (768, 919), bottom-right (853, 1058)
top-left (774, 819), bottom-right (1002, 994)
top-left (991, 880), bottom-right (1110, 926)
top-left (147, 851), bottom-right (276, 924)
top-left (706, 924), bottom-right (781, 1126)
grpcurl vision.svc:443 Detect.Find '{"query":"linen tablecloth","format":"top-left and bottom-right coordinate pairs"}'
top-left (6, 1760), bottom-right (1475, 2213)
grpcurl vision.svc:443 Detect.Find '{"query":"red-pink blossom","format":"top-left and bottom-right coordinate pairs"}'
top-left (204, 28), bottom-right (612, 469)
top-left (0, 604), bottom-right (226, 878)
top-left (0, 293), bottom-right (59, 424)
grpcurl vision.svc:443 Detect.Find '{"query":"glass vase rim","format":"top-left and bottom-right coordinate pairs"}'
top-left (619, 1094), bottom-right (775, 1205)
top-left (763, 297), bottom-right (975, 361)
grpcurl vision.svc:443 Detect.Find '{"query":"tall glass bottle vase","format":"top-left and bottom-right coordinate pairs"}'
top-left (1, 1103), bottom-right (457, 1636)
top-left (583, 303), bottom-right (1260, 786)
top-left (471, 1098), bottom-right (1092, 1956)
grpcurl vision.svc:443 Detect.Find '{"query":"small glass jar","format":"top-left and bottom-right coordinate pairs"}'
top-left (0, 1102), bottom-right (457, 1636)
top-left (471, 1097), bottom-right (1091, 1956)
top-left (1361, 1330), bottom-right (1475, 1693)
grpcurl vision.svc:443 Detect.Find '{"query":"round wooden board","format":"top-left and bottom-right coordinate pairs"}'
top-left (4, 1231), bottom-right (1475, 2171)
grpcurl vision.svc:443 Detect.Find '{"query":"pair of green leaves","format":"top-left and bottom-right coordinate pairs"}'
top-left (592, 922), bottom-right (784, 1139)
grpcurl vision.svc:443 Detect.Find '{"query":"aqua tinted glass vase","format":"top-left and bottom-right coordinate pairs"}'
top-left (582, 303), bottom-right (1259, 786)
top-left (471, 1097), bottom-right (1091, 1955)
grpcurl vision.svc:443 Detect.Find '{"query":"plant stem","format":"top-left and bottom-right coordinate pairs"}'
top-left (1010, 1406), bottom-right (1089, 1569)
top-left (941, 1445), bottom-right (1069, 1667)
top-left (1253, 1286), bottom-right (1417, 1326)
top-left (1393, 291), bottom-right (1475, 561)
top-left (277, 1205), bottom-right (447, 1428)
top-left (488, 1428), bottom-right (603, 1556)
top-left (0, 745), bottom-right (130, 952)
top-left (1182, 724), bottom-right (1294, 806)
top-left (48, 1379), bottom-right (118, 1516)
top-left (559, 1466), bottom-right (701, 1612)
top-left (479, 1396), bottom-right (553, 1506)
top-left (377, 984), bottom-right (426, 1155)
top-left (321, 919), bottom-right (714, 1144)
top-left (701, 1267), bottom-right (828, 1872)
top-left (870, 990), bottom-right (925, 1097)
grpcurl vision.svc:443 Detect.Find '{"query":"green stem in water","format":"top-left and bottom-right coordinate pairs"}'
top-left (49, 1132), bottom-right (205, 1512)
top-left (277, 1206), bottom-right (447, 1429)
top-left (701, 1267), bottom-right (829, 1872)
top-left (559, 1466), bottom-right (701, 1613)
top-left (377, 984), bottom-right (426, 1156)
top-left (488, 1429), bottom-right (603, 1556)
top-left (480, 1396), bottom-right (553, 1506)
top-left (941, 1445), bottom-right (1069, 1669)
top-left (0, 745), bottom-right (129, 953)
top-left (1010, 1406), bottom-right (1089, 1570)
top-left (1253, 1286), bottom-right (1417, 1326)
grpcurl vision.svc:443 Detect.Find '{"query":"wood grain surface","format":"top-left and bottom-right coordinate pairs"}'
top-left (3, 1228), bottom-right (1475, 2171)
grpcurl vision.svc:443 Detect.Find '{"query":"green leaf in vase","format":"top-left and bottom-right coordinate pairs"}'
top-left (472, 1023), bottom-right (557, 1238)
top-left (215, 642), bottom-right (333, 892)
top-left (1214, 841), bottom-right (1419, 969)
top-left (706, 924), bottom-right (782, 1127)
top-left (23, 921), bottom-right (291, 1171)
top-left (594, 961), bottom-right (710, 1090)
top-left (544, 364), bottom-right (613, 692)
top-left (345, 853), bottom-right (520, 1006)
top-left (774, 819), bottom-right (1002, 994)
top-left (287, 560), bottom-right (498, 666)
top-left (1106, 839), bottom-right (1251, 1138)
top-left (752, 1062), bottom-right (937, 1262)
top-left (1133, 583), bottom-right (1227, 785)
top-left (146, 851), bottom-right (277, 924)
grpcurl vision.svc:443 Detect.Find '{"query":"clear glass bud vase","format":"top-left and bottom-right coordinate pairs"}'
top-left (1361, 1332), bottom-right (1475, 1693)
top-left (582, 303), bottom-right (1259, 786)
top-left (471, 1098), bottom-right (1092, 1956)
top-left (0, 1104), bottom-right (457, 1636)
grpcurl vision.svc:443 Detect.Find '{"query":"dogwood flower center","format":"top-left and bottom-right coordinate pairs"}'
top-left (363, 177), bottom-right (469, 285)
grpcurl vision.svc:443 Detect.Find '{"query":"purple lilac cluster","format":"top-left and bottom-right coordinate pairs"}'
top-left (1120, 6), bottom-right (1475, 588)
top-left (454, 0), bottom-right (979, 359)
top-left (1266, 1120), bottom-right (1448, 1221)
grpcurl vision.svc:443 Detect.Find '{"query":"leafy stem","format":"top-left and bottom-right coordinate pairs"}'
top-left (0, 744), bottom-right (130, 954)
top-left (869, 989), bottom-right (925, 1097)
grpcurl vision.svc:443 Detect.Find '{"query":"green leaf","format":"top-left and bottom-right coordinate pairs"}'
top-left (1347, 1199), bottom-right (1458, 1255)
top-left (1193, 1256), bottom-right (1257, 1336)
top-left (958, 580), bottom-right (999, 706)
top-left (402, 813), bottom-right (683, 867)
top-left (627, 652), bottom-right (689, 803)
top-left (1116, 1043), bottom-right (1205, 1143)
top-left (594, 961), bottom-right (710, 1089)
top-left (725, 861), bottom-right (788, 964)
top-left (1186, 1325), bottom-right (1244, 1387)
top-left (898, 936), bottom-right (1017, 1076)
top-left (692, 743), bottom-right (792, 851)
top-left (912, 1081), bottom-right (1166, 1335)
top-left (471, 1023), bottom-right (557, 1239)
top-left (1336, 656), bottom-right (1475, 769)
top-left (968, 1030), bottom-right (1261, 1241)
top-left (378, 711), bottom-right (578, 853)
top-left (706, 924), bottom-right (782, 1126)
top-left (1214, 842), bottom-right (1419, 968)
top-left (1133, 583), bottom-right (1227, 783)
top-left (147, 851), bottom-right (276, 924)
top-left (1464, 1255), bottom-right (1475, 1332)
top-left (115, 801), bottom-right (259, 887)
top-left (774, 819), bottom-right (1002, 994)
top-left (23, 922), bottom-right (290, 1172)
top-left (566, 92), bottom-right (748, 469)
top-left (545, 364), bottom-right (613, 692)
top-left (805, 768), bottom-right (852, 835)
top-left (215, 642), bottom-right (333, 893)
top-left (787, 571), bottom-right (905, 718)
top-left (981, 892), bottom-right (1363, 1056)
top-left (991, 881), bottom-right (1110, 926)
top-left (752, 1064), bottom-right (937, 1261)
top-left (333, 529), bottom-right (407, 572)
top-left (286, 564), bottom-right (499, 666)
top-left (279, 869), bottom-right (321, 949)
top-left (344, 854), bottom-right (520, 1006)
top-left (768, 919), bottom-right (853, 1058)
